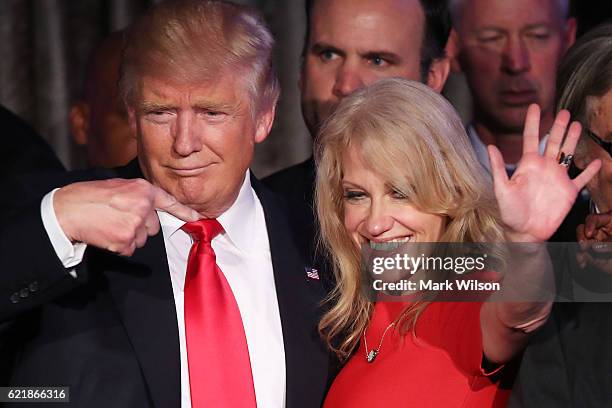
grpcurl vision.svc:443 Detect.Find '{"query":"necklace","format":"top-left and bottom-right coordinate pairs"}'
top-left (363, 322), bottom-right (395, 363)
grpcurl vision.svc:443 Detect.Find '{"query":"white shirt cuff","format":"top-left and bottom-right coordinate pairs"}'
top-left (41, 188), bottom-right (87, 277)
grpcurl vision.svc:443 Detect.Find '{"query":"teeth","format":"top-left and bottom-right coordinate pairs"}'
top-left (368, 236), bottom-right (412, 250)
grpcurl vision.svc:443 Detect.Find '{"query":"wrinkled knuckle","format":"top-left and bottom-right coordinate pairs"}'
top-left (104, 178), bottom-right (121, 188)
top-left (129, 178), bottom-right (150, 196)
top-left (133, 178), bottom-right (149, 188)
top-left (120, 245), bottom-right (135, 257)
top-left (136, 233), bottom-right (148, 248)
top-left (116, 228), bottom-right (136, 246)
top-left (130, 214), bottom-right (145, 231)
top-left (134, 197), bottom-right (154, 215)
top-left (149, 222), bottom-right (161, 236)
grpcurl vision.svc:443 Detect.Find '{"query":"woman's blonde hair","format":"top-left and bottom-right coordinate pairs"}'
top-left (315, 78), bottom-right (504, 359)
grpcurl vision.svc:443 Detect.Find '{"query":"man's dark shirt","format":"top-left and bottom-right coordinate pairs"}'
top-left (512, 195), bottom-right (612, 407)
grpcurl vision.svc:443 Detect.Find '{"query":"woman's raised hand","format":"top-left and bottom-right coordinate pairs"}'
top-left (487, 104), bottom-right (601, 242)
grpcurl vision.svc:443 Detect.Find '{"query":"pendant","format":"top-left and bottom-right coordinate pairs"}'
top-left (367, 349), bottom-right (378, 363)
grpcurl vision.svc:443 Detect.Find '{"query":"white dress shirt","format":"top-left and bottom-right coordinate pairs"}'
top-left (40, 171), bottom-right (286, 408)
top-left (467, 124), bottom-right (548, 175)
top-left (467, 125), bottom-right (591, 202)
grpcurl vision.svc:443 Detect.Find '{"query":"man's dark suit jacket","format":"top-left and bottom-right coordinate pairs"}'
top-left (263, 157), bottom-right (315, 210)
top-left (511, 303), bottom-right (612, 407)
top-left (0, 105), bottom-right (65, 220)
top-left (1, 161), bottom-right (333, 407)
top-left (262, 157), bottom-right (316, 231)
top-left (511, 199), bottom-right (612, 407)
top-left (263, 157), bottom-right (317, 256)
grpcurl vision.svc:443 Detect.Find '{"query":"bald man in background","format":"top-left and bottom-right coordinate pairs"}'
top-left (447, 0), bottom-right (576, 173)
top-left (69, 31), bottom-right (136, 168)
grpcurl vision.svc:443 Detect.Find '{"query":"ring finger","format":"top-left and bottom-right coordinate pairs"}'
top-left (559, 121), bottom-right (582, 157)
top-left (544, 109), bottom-right (571, 158)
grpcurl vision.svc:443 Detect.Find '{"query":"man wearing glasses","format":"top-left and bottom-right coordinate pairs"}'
top-left (576, 127), bottom-right (612, 216)
top-left (553, 22), bottom-right (612, 242)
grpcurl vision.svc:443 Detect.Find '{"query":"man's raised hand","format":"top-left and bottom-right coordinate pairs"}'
top-left (54, 178), bottom-right (200, 256)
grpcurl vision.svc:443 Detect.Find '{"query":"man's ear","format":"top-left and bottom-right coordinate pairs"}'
top-left (446, 29), bottom-right (463, 72)
top-left (69, 102), bottom-right (90, 145)
top-left (426, 55), bottom-right (451, 93)
top-left (254, 104), bottom-right (276, 144)
top-left (564, 17), bottom-right (577, 51)
top-left (127, 106), bottom-right (139, 137)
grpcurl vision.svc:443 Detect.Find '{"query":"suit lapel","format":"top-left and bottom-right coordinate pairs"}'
top-left (102, 160), bottom-right (181, 408)
top-left (102, 232), bottom-right (181, 408)
top-left (252, 176), bottom-right (330, 407)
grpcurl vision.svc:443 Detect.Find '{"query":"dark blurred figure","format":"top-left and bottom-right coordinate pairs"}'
top-left (69, 31), bottom-right (136, 168)
top-left (0, 103), bottom-right (64, 384)
top-left (0, 104), bottom-right (64, 178)
top-left (511, 23), bottom-right (612, 408)
top-left (448, 0), bottom-right (576, 173)
top-left (0, 104), bottom-right (65, 215)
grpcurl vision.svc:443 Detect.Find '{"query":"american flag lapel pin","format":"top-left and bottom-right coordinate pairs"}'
top-left (305, 266), bottom-right (320, 281)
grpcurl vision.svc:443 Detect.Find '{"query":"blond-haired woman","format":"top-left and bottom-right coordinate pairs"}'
top-left (316, 78), bottom-right (600, 407)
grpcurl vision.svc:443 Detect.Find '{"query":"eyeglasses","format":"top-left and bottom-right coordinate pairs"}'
top-left (584, 128), bottom-right (612, 158)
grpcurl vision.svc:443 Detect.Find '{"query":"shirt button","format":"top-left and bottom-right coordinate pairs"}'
top-left (29, 281), bottom-right (39, 293)
top-left (19, 288), bottom-right (29, 298)
top-left (10, 292), bottom-right (20, 304)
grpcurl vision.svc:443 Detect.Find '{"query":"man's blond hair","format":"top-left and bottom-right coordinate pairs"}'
top-left (119, 0), bottom-right (279, 116)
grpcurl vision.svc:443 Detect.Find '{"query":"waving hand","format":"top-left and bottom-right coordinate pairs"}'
top-left (487, 104), bottom-right (601, 242)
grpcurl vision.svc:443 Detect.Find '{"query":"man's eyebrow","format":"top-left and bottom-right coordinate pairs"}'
top-left (140, 101), bottom-right (174, 111)
top-left (523, 23), bottom-right (552, 31)
top-left (476, 22), bottom-right (552, 34)
top-left (475, 26), bottom-right (506, 34)
top-left (139, 100), bottom-right (240, 113)
top-left (311, 42), bottom-right (345, 57)
top-left (192, 100), bottom-right (240, 113)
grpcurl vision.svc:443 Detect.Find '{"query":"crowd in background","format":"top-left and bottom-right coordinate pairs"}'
top-left (1, 0), bottom-right (612, 407)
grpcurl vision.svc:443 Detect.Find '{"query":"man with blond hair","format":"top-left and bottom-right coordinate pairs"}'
top-left (1, 1), bottom-right (331, 407)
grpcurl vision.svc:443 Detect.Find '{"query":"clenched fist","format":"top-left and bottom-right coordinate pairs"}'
top-left (54, 178), bottom-right (200, 256)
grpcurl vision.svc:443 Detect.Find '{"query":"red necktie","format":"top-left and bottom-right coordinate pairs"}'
top-left (182, 219), bottom-right (257, 407)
